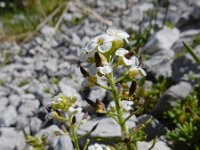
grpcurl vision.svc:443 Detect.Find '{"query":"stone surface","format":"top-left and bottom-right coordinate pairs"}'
top-left (137, 114), bottom-right (167, 140)
top-left (143, 27), bottom-right (180, 54)
top-left (143, 49), bottom-right (175, 78)
top-left (78, 115), bottom-right (137, 138)
top-left (137, 137), bottom-right (171, 150)
top-left (152, 82), bottom-right (192, 118)
top-left (0, 105), bottom-right (17, 127)
top-left (54, 135), bottom-right (73, 150)
top-left (0, 128), bottom-right (26, 150)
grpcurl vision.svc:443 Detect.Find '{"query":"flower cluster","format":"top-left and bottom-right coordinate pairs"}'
top-left (45, 94), bottom-right (82, 120)
top-left (80, 28), bottom-right (146, 88)
top-left (107, 100), bottom-right (134, 112)
top-left (88, 143), bottom-right (111, 150)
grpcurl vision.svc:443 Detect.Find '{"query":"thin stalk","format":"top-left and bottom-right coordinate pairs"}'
top-left (107, 73), bottom-right (131, 150)
top-left (95, 83), bottom-right (111, 91)
top-left (115, 73), bottom-right (128, 84)
top-left (71, 125), bottom-right (80, 150)
top-left (183, 41), bottom-right (200, 65)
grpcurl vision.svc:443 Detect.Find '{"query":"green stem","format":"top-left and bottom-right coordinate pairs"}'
top-left (95, 83), bottom-right (111, 91)
top-left (107, 73), bottom-right (131, 150)
top-left (71, 125), bottom-right (80, 150)
top-left (115, 73), bottom-right (129, 84)
top-left (183, 41), bottom-right (200, 65)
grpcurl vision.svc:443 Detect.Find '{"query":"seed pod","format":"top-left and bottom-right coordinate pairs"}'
top-left (95, 52), bottom-right (103, 67)
top-left (95, 99), bottom-right (106, 112)
top-left (90, 123), bottom-right (98, 133)
top-left (85, 98), bottom-right (96, 108)
top-left (129, 80), bottom-right (137, 96)
top-left (80, 66), bottom-right (90, 78)
top-left (72, 115), bottom-right (76, 125)
top-left (124, 52), bottom-right (135, 59)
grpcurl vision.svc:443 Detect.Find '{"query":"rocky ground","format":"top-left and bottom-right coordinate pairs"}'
top-left (0, 0), bottom-right (200, 149)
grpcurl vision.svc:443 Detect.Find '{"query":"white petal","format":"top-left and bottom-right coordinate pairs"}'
top-left (107, 28), bottom-right (116, 35)
top-left (118, 30), bottom-right (130, 39)
top-left (98, 65), bottom-right (112, 75)
top-left (139, 67), bottom-right (146, 76)
top-left (102, 34), bottom-right (114, 42)
top-left (85, 41), bottom-right (97, 52)
top-left (98, 42), bottom-right (112, 53)
top-left (129, 56), bottom-right (139, 66)
top-left (89, 66), bottom-right (97, 76)
top-left (115, 48), bottom-right (128, 56)
top-left (68, 107), bottom-right (75, 113)
top-left (80, 50), bottom-right (88, 62)
top-left (122, 57), bottom-right (133, 65)
top-left (130, 66), bottom-right (138, 71)
top-left (81, 78), bottom-right (88, 87)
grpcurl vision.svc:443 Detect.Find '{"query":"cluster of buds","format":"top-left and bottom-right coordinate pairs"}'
top-left (45, 94), bottom-right (82, 120)
top-left (80, 28), bottom-right (146, 88)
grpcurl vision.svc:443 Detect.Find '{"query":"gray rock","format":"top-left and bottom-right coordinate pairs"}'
top-left (172, 46), bottom-right (200, 82)
top-left (143, 49), bottom-right (175, 78)
top-left (40, 26), bottom-right (55, 39)
top-left (152, 82), bottom-right (192, 118)
top-left (0, 128), bottom-right (26, 150)
top-left (58, 80), bottom-right (84, 107)
top-left (0, 97), bottom-right (9, 113)
top-left (88, 87), bottom-right (106, 100)
top-left (78, 116), bottom-right (137, 138)
top-left (9, 94), bottom-right (21, 107)
top-left (16, 114), bottom-right (29, 129)
top-left (18, 99), bottom-right (40, 116)
top-left (0, 105), bottom-right (17, 127)
top-left (36, 125), bottom-right (64, 148)
top-left (45, 58), bottom-right (58, 76)
top-left (143, 27), bottom-right (180, 54)
top-left (0, 87), bottom-right (10, 97)
top-left (137, 138), bottom-right (171, 150)
top-left (137, 114), bottom-right (167, 140)
top-left (54, 135), bottom-right (73, 150)
top-left (30, 117), bottom-right (42, 133)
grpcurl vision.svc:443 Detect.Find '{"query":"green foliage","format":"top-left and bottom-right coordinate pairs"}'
top-left (18, 79), bottom-right (30, 87)
top-left (25, 134), bottom-right (47, 150)
top-left (0, 0), bottom-right (65, 35)
top-left (192, 35), bottom-right (200, 48)
top-left (0, 80), bottom-right (5, 86)
top-left (165, 84), bottom-right (200, 150)
top-left (136, 76), bottom-right (170, 113)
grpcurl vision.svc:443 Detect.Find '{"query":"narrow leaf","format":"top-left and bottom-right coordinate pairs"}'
top-left (129, 80), bottom-right (137, 96)
top-left (80, 66), bottom-right (90, 78)
top-left (85, 98), bottom-right (96, 108)
top-left (183, 41), bottom-right (200, 65)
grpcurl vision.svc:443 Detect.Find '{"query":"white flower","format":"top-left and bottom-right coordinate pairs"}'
top-left (128, 66), bottom-right (146, 79)
top-left (121, 101), bottom-right (134, 111)
top-left (107, 28), bottom-right (130, 43)
top-left (107, 101), bottom-right (134, 111)
top-left (89, 62), bottom-right (112, 76)
top-left (115, 48), bottom-right (139, 66)
top-left (68, 107), bottom-right (82, 114)
top-left (107, 101), bottom-right (116, 111)
top-left (85, 34), bottom-right (113, 53)
top-left (98, 64), bottom-right (113, 75)
top-left (47, 94), bottom-right (64, 105)
top-left (88, 143), bottom-right (110, 150)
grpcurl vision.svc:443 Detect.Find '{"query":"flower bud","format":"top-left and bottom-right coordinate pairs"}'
top-left (129, 81), bottom-right (137, 96)
top-left (128, 67), bottom-right (139, 79)
top-left (80, 66), bottom-right (90, 78)
top-left (72, 115), bottom-right (76, 125)
top-left (95, 99), bottom-right (106, 113)
top-left (95, 52), bottom-right (103, 67)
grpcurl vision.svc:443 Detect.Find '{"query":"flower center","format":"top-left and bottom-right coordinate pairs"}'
top-left (97, 37), bottom-right (104, 45)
